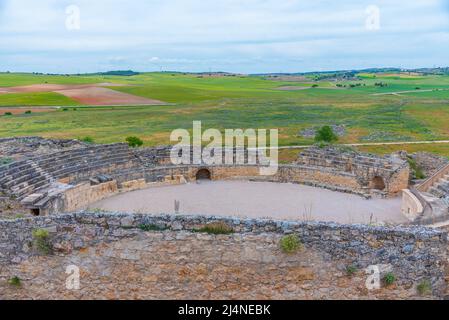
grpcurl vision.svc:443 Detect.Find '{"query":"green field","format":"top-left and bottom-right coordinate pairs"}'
top-left (0, 71), bottom-right (449, 159)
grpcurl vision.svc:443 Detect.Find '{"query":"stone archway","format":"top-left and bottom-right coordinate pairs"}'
top-left (371, 176), bottom-right (386, 191)
top-left (196, 168), bottom-right (212, 181)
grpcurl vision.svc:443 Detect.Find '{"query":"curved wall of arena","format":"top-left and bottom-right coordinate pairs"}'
top-left (0, 212), bottom-right (446, 299)
top-left (0, 143), bottom-right (410, 216)
top-left (40, 164), bottom-right (371, 215)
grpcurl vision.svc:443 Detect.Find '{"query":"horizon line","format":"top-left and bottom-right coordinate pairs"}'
top-left (1, 66), bottom-right (449, 76)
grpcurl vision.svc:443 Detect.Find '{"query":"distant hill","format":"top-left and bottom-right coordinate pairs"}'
top-left (253, 67), bottom-right (449, 78)
top-left (94, 70), bottom-right (140, 76)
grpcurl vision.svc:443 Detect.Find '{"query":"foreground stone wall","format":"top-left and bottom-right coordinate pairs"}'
top-left (0, 212), bottom-right (447, 299)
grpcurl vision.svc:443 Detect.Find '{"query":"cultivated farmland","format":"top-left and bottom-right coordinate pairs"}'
top-left (0, 71), bottom-right (448, 159)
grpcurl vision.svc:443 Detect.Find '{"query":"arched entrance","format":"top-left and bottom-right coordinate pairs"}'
top-left (371, 176), bottom-right (386, 191)
top-left (196, 168), bottom-right (211, 181)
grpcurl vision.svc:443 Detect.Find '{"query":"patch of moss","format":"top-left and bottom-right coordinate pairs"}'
top-left (32, 228), bottom-right (52, 255)
top-left (139, 224), bottom-right (168, 232)
top-left (280, 234), bottom-right (302, 254)
top-left (8, 276), bottom-right (22, 287)
top-left (195, 222), bottom-right (234, 235)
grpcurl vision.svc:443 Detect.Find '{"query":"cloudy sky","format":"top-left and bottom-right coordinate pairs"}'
top-left (0, 0), bottom-right (448, 73)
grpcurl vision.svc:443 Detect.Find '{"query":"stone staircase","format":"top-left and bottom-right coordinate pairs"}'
top-left (416, 163), bottom-right (449, 223)
top-left (428, 174), bottom-right (449, 207)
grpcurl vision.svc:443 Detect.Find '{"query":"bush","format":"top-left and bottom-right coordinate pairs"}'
top-left (8, 276), bottom-right (21, 287)
top-left (417, 280), bottom-right (432, 296)
top-left (315, 125), bottom-right (338, 143)
top-left (24, 110), bottom-right (32, 114)
top-left (317, 141), bottom-right (329, 149)
top-left (280, 234), bottom-right (302, 254)
top-left (196, 222), bottom-right (234, 235)
top-left (383, 272), bottom-right (396, 286)
top-left (32, 229), bottom-right (52, 255)
top-left (126, 136), bottom-right (144, 148)
top-left (81, 136), bottom-right (94, 144)
top-left (407, 157), bottom-right (425, 179)
top-left (4, 112), bottom-right (12, 116)
top-left (0, 157), bottom-right (13, 165)
top-left (346, 265), bottom-right (358, 276)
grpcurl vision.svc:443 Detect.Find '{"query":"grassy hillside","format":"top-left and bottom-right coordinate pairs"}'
top-left (0, 92), bottom-right (79, 106)
top-left (0, 71), bottom-right (448, 158)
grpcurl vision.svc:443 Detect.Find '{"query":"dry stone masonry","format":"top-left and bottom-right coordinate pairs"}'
top-left (0, 138), bottom-right (448, 300)
top-left (0, 139), bottom-right (410, 217)
top-left (0, 212), bottom-right (447, 299)
top-left (296, 146), bottom-right (410, 197)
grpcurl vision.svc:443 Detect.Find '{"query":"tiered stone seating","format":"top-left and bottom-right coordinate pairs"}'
top-left (0, 159), bottom-right (55, 197)
top-left (0, 143), bottom-right (139, 203)
top-left (429, 175), bottom-right (449, 205)
top-left (297, 147), bottom-right (398, 172)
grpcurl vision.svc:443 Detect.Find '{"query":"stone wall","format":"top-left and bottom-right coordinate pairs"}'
top-left (0, 140), bottom-right (411, 217)
top-left (39, 162), bottom-right (371, 215)
top-left (0, 212), bottom-right (447, 299)
top-left (41, 181), bottom-right (119, 215)
top-left (401, 189), bottom-right (424, 221)
top-left (297, 146), bottom-right (410, 196)
top-left (0, 136), bottom-right (87, 161)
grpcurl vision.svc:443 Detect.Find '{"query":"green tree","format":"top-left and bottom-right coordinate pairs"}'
top-left (315, 125), bottom-right (338, 143)
top-left (126, 136), bottom-right (144, 148)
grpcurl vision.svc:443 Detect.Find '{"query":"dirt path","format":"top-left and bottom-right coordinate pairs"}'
top-left (371, 89), bottom-right (448, 96)
top-left (262, 140), bottom-right (449, 150)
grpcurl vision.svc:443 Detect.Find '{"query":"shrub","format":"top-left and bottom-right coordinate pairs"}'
top-left (346, 265), bottom-right (358, 276)
top-left (315, 125), bottom-right (338, 143)
top-left (24, 110), bottom-right (32, 114)
top-left (0, 157), bottom-right (13, 165)
top-left (280, 234), bottom-right (302, 254)
top-left (126, 136), bottom-right (144, 148)
top-left (8, 276), bottom-right (21, 287)
top-left (311, 84), bottom-right (319, 88)
top-left (317, 141), bottom-right (329, 149)
top-left (417, 280), bottom-right (432, 296)
top-left (407, 157), bottom-right (425, 179)
top-left (32, 228), bottom-right (52, 255)
top-left (383, 272), bottom-right (396, 286)
top-left (4, 112), bottom-right (12, 116)
top-left (139, 224), bottom-right (168, 232)
top-left (81, 136), bottom-right (94, 144)
top-left (196, 222), bottom-right (234, 235)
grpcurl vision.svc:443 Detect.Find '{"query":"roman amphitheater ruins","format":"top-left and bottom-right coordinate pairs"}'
top-left (1, 137), bottom-right (449, 299)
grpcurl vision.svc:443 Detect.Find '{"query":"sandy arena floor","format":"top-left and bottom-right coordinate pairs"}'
top-left (89, 181), bottom-right (406, 225)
